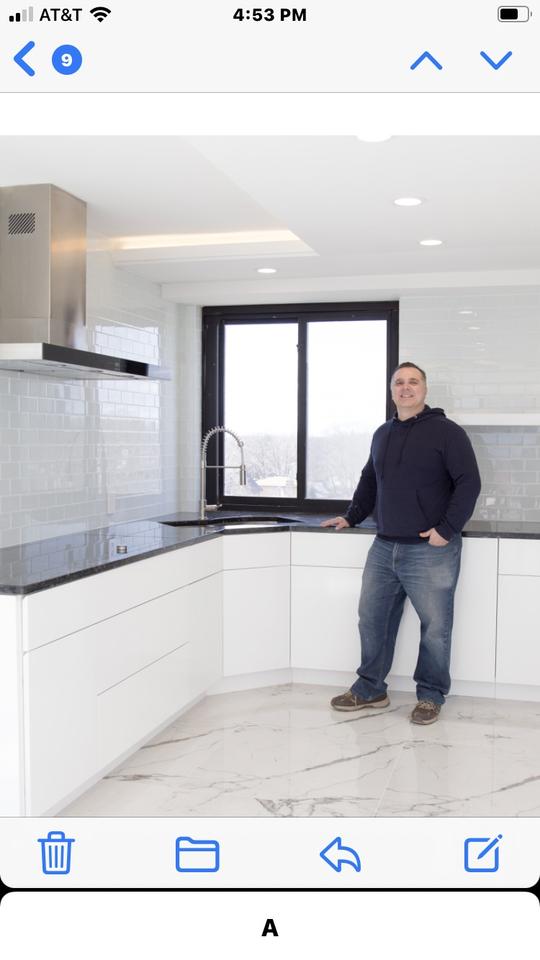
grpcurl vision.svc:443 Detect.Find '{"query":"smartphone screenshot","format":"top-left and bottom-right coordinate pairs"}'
top-left (0, 0), bottom-right (538, 953)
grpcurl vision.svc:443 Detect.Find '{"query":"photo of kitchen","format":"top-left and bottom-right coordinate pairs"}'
top-left (1, 136), bottom-right (539, 819)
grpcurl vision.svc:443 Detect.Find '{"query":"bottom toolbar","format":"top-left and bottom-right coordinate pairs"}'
top-left (0, 818), bottom-right (537, 889)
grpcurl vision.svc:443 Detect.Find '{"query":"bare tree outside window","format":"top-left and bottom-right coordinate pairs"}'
top-left (224, 323), bottom-right (298, 497)
top-left (306, 320), bottom-right (387, 498)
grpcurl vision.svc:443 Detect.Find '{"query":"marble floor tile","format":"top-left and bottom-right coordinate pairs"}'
top-left (60, 684), bottom-right (540, 818)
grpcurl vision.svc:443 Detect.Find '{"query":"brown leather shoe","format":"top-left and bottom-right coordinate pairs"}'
top-left (331, 690), bottom-right (390, 712)
top-left (410, 700), bottom-right (441, 724)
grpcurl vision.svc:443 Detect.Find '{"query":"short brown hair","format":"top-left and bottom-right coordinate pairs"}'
top-left (391, 362), bottom-right (427, 384)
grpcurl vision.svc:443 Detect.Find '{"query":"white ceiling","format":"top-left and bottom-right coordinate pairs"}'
top-left (1, 136), bottom-right (540, 302)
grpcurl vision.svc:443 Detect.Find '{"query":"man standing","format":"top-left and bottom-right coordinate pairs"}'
top-left (322, 362), bottom-right (481, 724)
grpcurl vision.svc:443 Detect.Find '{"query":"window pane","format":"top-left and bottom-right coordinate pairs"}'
top-left (306, 320), bottom-right (387, 500)
top-left (224, 323), bottom-right (298, 498)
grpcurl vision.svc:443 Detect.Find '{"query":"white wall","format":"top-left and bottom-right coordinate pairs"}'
top-left (0, 248), bottom-right (201, 547)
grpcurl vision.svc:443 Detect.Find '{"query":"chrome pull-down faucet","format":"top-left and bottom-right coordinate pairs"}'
top-left (200, 426), bottom-right (247, 520)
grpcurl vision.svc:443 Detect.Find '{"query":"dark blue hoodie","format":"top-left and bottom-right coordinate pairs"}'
top-left (344, 405), bottom-right (481, 543)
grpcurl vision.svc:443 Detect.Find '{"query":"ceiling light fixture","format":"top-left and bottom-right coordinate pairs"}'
top-left (419, 238), bottom-right (443, 246)
top-left (256, 267), bottom-right (277, 274)
top-left (394, 197), bottom-right (423, 206)
top-left (113, 229), bottom-right (297, 251)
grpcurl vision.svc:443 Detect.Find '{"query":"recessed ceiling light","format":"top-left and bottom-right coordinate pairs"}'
top-left (419, 238), bottom-right (443, 246)
top-left (256, 267), bottom-right (277, 274)
top-left (468, 326), bottom-right (481, 331)
top-left (459, 309), bottom-right (475, 315)
top-left (394, 197), bottom-right (423, 206)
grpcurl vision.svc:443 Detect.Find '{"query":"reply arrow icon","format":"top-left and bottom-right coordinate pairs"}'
top-left (320, 837), bottom-right (361, 873)
top-left (14, 41), bottom-right (36, 77)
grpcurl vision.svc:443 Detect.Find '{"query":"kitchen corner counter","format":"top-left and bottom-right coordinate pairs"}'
top-left (1, 511), bottom-right (540, 595)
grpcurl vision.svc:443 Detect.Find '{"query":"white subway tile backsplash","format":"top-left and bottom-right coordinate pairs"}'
top-left (0, 248), bottom-right (201, 546)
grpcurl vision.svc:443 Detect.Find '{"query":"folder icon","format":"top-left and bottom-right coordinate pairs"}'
top-left (175, 836), bottom-right (220, 872)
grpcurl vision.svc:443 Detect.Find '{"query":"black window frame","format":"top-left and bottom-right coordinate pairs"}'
top-left (202, 301), bottom-right (399, 513)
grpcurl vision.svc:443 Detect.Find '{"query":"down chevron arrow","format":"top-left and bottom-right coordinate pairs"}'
top-left (480, 50), bottom-right (513, 69)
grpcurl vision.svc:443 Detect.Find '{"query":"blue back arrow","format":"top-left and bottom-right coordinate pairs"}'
top-left (14, 41), bottom-right (36, 77)
top-left (410, 51), bottom-right (443, 71)
top-left (320, 837), bottom-right (361, 873)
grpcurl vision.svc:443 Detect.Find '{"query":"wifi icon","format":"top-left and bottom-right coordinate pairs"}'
top-left (90, 5), bottom-right (111, 21)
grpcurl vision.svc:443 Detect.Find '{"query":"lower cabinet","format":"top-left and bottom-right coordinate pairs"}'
top-left (18, 531), bottom-right (540, 815)
top-left (291, 566), bottom-right (362, 671)
top-left (223, 566), bottom-right (290, 676)
top-left (496, 576), bottom-right (540, 685)
top-left (98, 641), bottom-right (192, 768)
top-left (291, 538), bottom-right (498, 685)
top-left (24, 627), bottom-right (97, 816)
top-left (23, 571), bottom-right (221, 815)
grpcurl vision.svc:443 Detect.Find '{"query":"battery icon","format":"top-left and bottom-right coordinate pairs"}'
top-left (498, 6), bottom-right (531, 19)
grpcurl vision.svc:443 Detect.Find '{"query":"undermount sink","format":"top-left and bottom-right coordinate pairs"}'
top-left (158, 515), bottom-right (292, 528)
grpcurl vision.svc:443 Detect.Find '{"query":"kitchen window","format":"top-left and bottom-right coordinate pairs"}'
top-left (202, 301), bottom-right (399, 512)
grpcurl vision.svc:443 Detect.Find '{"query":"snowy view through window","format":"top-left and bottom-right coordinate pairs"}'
top-left (224, 320), bottom-right (387, 501)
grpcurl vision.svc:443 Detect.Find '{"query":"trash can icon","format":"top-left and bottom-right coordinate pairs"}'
top-left (38, 831), bottom-right (75, 875)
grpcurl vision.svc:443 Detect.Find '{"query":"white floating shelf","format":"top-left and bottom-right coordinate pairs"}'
top-left (453, 413), bottom-right (540, 426)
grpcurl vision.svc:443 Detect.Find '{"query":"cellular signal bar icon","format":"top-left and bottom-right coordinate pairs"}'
top-left (9, 5), bottom-right (34, 21)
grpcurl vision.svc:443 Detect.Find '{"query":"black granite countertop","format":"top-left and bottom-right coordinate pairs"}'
top-left (1, 510), bottom-right (540, 596)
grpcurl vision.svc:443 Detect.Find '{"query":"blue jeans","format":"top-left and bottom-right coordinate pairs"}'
top-left (351, 535), bottom-right (463, 706)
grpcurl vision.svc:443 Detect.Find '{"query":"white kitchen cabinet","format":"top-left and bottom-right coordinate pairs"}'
top-left (291, 530), bottom-right (373, 568)
top-left (498, 538), bottom-right (540, 577)
top-left (497, 539), bottom-right (540, 685)
top-left (98, 641), bottom-right (192, 767)
top-left (186, 572), bottom-right (222, 698)
top-left (22, 538), bottom-right (222, 651)
top-left (95, 571), bottom-right (221, 770)
top-left (223, 566), bottom-right (290, 676)
top-left (23, 560), bottom-right (222, 814)
top-left (222, 531), bottom-right (290, 569)
top-left (291, 566), bottom-right (362, 671)
top-left (24, 627), bottom-right (97, 816)
top-left (0, 596), bottom-right (25, 816)
top-left (291, 537), bottom-right (498, 686)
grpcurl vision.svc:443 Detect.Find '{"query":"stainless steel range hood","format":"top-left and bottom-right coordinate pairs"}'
top-left (0, 184), bottom-right (168, 379)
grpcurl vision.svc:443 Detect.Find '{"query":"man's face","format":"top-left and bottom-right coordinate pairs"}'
top-left (390, 367), bottom-right (428, 418)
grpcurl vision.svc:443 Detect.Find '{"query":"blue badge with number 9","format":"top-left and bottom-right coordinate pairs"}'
top-left (52, 45), bottom-right (83, 75)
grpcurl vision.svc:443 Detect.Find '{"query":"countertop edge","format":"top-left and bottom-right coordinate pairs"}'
top-left (1, 519), bottom-right (539, 596)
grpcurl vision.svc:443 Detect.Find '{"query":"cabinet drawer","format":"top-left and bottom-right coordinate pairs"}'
top-left (222, 531), bottom-right (290, 570)
top-left (291, 531), bottom-right (375, 568)
top-left (94, 581), bottom-right (213, 693)
top-left (498, 538), bottom-right (540, 577)
top-left (23, 538), bottom-right (222, 650)
top-left (98, 642), bottom-right (192, 769)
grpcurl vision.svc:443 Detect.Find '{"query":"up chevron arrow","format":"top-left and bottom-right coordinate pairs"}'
top-left (14, 41), bottom-right (36, 77)
top-left (410, 51), bottom-right (443, 71)
top-left (480, 50), bottom-right (513, 69)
